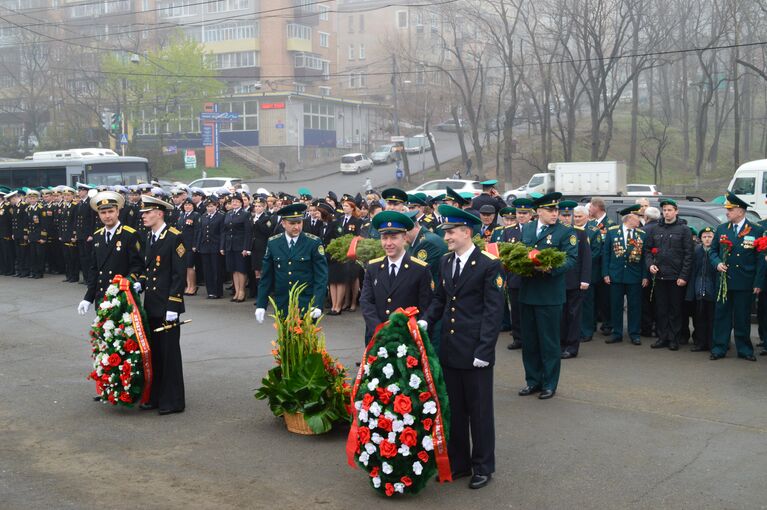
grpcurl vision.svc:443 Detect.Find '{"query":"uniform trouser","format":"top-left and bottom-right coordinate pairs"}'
top-left (758, 293), bottom-right (767, 344)
top-left (609, 282), bottom-right (642, 339)
top-left (581, 285), bottom-right (595, 338)
top-left (63, 243), bottom-right (79, 281)
top-left (29, 241), bottom-right (45, 275)
top-left (148, 316), bottom-right (186, 411)
top-left (595, 278), bottom-right (612, 330)
top-left (201, 251), bottom-right (223, 297)
top-left (500, 290), bottom-right (512, 330)
top-left (509, 288), bottom-right (522, 342)
top-left (712, 290), bottom-right (754, 358)
top-left (0, 238), bottom-right (13, 274)
top-left (14, 240), bottom-right (29, 275)
top-left (77, 239), bottom-right (93, 283)
top-left (654, 280), bottom-right (686, 345)
top-left (561, 289), bottom-right (586, 355)
top-left (692, 299), bottom-right (715, 350)
top-left (679, 300), bottom-right (695, 344)
top-left (521, 303), bottom-right (562, 391)
top-left (195, 252), bottom-right (205, 285)
top-left (46, 239), bottom-right (64, 273)
top-left (641, 283), bottom-right (656, 335)
top-left (443, 366), bottom-right (494, 476)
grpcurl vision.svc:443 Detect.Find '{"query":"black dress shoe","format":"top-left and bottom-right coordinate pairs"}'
top-left (630, 338), bottom-right (642, 345)
top-left (668, 342), bottom-right (679, 351)
top-left (507, 341), bottom-right (522, 350)
top-left (469, 473), bottom-right (491, 489)
top-left (605, 337), bottom-right (622, 344)
top-left (561, 351), bottom-right (576, 359)
top-left (651, 340), bottom-right (669, 349)
top-left (738, 354), bottom-right (757, 362)
top-left (158, 408), bottom-right (184, 415)
top-left (600, 329), bottom-right (613, 337)
top-left (760, 349), bottom-right (767, 356)
top-left (139, 403), bottom-right (158, 411)
top-left (93, 395), bottom-right (102, 401)
top-left (709, 354), bottom-right (723, 360)
top-left (538, 389), bottom-right (555, 400)
top-left (327, 310), bottom-right (341, 316)
top-left (451, 469), bottom-right (472, 480)
top-left (690, 346), bottom-right (706, 352)
top-left (518, 385), bottom-right (541, 396)
top-left (580, 336), bottom-right (592, 343)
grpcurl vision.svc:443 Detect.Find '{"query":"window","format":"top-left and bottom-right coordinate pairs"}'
top-left (319, 32), bottom-right (329, 48)
top-left (159, 0), bottom-right (197, 18)
top-left (294, 82), bottom-right (306, 93)
top-left (212, 51), bottom-right (259, 69)
top-left (287, 23), bottom-right (311, 40)
top-left (348, 73), bottom-right (357, 88)
top-left (396, 10), bottom-right (408, 29)
top-left (294, 53), bottom-right (327, 71)
top-left (319, 5), bottom-right (329, 21)
top-left (359, 72), bottom-right (367, 87)
top-left (762, 172), bottom-right (767, 196)
top-left (348, 44), bottom-right (354, 60)
top-left (348, 15), bottom-right (354, 33)
top-left (359, 44), bottom-right (365, 60)
top-left (319, 86), bottom-right (331, 97)
top-left (359, 15), bottom-right (365, 32)
top-left (207, 0), bottom-right (250, 13)
top-left (731, 177), bottom-right (755, 195)
top-left (204, 21), bottom-right (258, 42)
top-left (347, 72), bottom-right (366, 89)
top-left (303, 101), bottom-right (335, 131)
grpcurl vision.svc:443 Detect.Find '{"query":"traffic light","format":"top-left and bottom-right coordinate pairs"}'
top-left (101, 111), bottom-right (111, 131)
top-left (110, 112), bottom-right (121, 132)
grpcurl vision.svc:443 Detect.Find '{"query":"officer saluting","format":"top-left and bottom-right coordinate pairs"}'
top-left (255, 203), bottom-right (328, 322)
top-left (136, 195), bottom-right (187, 415)
top-left (423, 205), bottom-right (505, 490)
top-left (360, 211), bottom-right (433, 344)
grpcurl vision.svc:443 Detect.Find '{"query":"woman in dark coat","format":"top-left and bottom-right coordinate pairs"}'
top-left (339, 195), bottom-right (364, 312)
top-left (178, 199), bottom-right (200, 295)
top-left (249, 197), bottom-right (272, 300)
top-left (316, 201), bottom-right (344, 315)
top-left (195, 198), bottom-right (224, 299)
top-left (220, 193), bottom-right (252, 302)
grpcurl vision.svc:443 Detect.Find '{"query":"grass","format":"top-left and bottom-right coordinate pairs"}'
top-left (157, 158), bottom-right (255, 182)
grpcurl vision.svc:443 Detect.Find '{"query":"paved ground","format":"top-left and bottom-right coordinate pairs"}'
top-left (2, 275), bottom-right (767, 509)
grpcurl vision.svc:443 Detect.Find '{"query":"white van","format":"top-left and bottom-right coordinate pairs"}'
top-left (728, 159), bottom-right (767, 219)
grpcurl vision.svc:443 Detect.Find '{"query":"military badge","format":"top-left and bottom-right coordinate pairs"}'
top-left (546, 234), bottom-right (552, 245)
top-left (156, 255), bottom-right (161, 266)
top-left (318, 245), bottom-right (325, 255)
top-left (430, 279), bottom-right (435, 291)
top-left (417, 249), bottom-right (427, 260)
top-left (570, 235), bottom-right (577, 246)
top-left (115, 240), bottom-right (122, 251)
top-left (176, 244), bottom-right (186, 258)
top-left (495, 274), bottom-right (503, 289)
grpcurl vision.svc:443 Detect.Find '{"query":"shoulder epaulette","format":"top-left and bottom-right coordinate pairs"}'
top-left (410, 257), bottom-right (428, 267)
top-left (608, 225), bottom-right (620, 231)
top-left (370, 256), bottom-right (385, 264)
top-left (122, 225), bottom-right (136, 233)
top-left (304, 232), bottom-right (319, 240)
top-left (94, 227), bottom-right (105, 235)
top-left (482, 250), bottom-right (498, 260)
top-left (636, 228), bottom-right (645, 234)
top-left (269, 233), bottom-right (282, 241)
top-left (168, 226), bottom-right (181, 235)
top-left (574, 225), bottom-right (584, 231)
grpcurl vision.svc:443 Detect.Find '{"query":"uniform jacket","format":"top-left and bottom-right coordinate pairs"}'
top-left (57, 202), bottom-right (77, 244)
top-left (257, 232), bottom-right (329, 313)
top-left (588, 214), bottom-right (615, 281)
top-left (519, 221), bottom-right (578, 305)
top-left (686, 244), bottom-right (716, 302)
top-left (119, 202), bottom-right (140, 229)
top-left (303, 217), bottom-right (324, 238)
top-left (250, 213), bottom-right (272, 270)
top-left (360, 253), bottom-right (433, 335)
top-left (417, 214), bottom-right (439, 233)
top-left (471, 193), bottom-right (506, 212)
top-left (645, 217), bottom-right (694, 281)
top-left (425, 248), bottom-right (505, 369)
top-left (177, 210), bottom-right (200, 254)
top-left (84, 223), bottom-right (143, 303)
top-left (221, 208), bottom-right (252, 252)
top-left (709, 219), bottom-right (766, 291)
top-left (195, 211), bottom-right (224, 254)
top-left (565, 225), bottom-right (592, 290)
top-left (25, 204), bottom-right (47, 243)
top-left (408, 226), bottom-right (447, 284)
top-left (338, 215), bottom-right (363, 237)
top-left (491, 223), bottom-right (523, 289)
top-left (478, 222), bottom-right (498, 242)
top-left (139, 226), bottom-right (186, 318)
top-left (74, 199), bottom-right (96, 241)
top-left (0, 201), bottom-right (11, 240)
top-left (11, 201), bottom-right (27, 242)
top-left (601, 224), bottom-right (647, 284)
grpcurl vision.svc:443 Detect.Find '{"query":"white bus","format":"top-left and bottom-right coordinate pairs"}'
top-left (0, 148), bottom-right (151, 189)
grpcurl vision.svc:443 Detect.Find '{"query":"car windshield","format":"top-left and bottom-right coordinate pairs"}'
top-left (341, 156), bottom-right (356, 163)
top-left (528, 175), bottom-right (544, 187)
top-left (375, 145), bottom-right (392, 152)
top-left (711, 209), bottom-right (763, 223)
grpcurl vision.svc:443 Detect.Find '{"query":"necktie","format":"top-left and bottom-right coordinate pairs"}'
top-left (106, 231), bottom-right (111, 244)
top-left (150, 234), bottom-right (156, 246)
top-left (289, 238), bottom-right (295, 250)
top-left (343, 217), bottom-right (348, 228)
top-left (389, 263), bottom-right (396, 283)
top-left (735, 223), bottom-right (740, 235)
top-left (538, 224), bottom-right (545, 237)
top-left (453, 257), bottom-right (461, 284)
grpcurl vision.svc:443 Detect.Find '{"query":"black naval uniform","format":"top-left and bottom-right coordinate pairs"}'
top-left (74, 197), bottom-right (96, 283)
top-left (561, 225), bottom-right (592, 357)
top-left (26, 203), bottom-right (47, 278)
top-left (59, 201), bottom-right (80, 282)
top-left (195, 211), bottom-right (224, 298)
top-left (43, 200), bottom-right (63, 274)
top-left (0, 200), bottom-right (13, 275)
top-left (11, 199), bottom-right (29, 277)
top-left (139, 225), bottom-right (187, 413)
top-left (360, 253), bottom-right (433, 344)
top-left (84, 223), bottom-right (143, 304)
top-left (425, 247), bottom-right (505, 478)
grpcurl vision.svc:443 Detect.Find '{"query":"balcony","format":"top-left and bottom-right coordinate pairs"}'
top-left (294, 53), bottom-right (329, 79)
top-left (286, 23), bottom-right (312, 52)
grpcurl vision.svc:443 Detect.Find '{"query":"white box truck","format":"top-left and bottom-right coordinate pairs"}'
top-left (728, 159), bottom-right (767, 219)
top-left (504, 161), bottom-right (627, 201)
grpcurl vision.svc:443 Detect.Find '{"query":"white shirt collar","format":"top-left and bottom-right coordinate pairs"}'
top-left (152, 223), bottom-right (166, 238)
top-left (387, 252), bottom-right (406, 272)
top-left (734, 218), bottom-right (746, 230)
top-left (596, 214), bottom-right (607, 225)
top-left (105, 222), bottom-right (120, 236)
top-left (455, 244), bottom-right (475, 268)
top-left (284, 232), bottom-right (298, 244)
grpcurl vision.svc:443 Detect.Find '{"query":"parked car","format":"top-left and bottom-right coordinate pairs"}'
top-left (407, 179), bottom-right (482, 198)
top-left (404, 134), bottom-right (433, 154)
top-left (435, 119), bottom-right (464, 132)
top-left (188, 177), bottom-right (250, 194)
top-left (340, 153), bottom-right (373, 174)
top-left (626, 183), bottom-right (662, 196)
top-left (370, 144), bottom-right (399, 164)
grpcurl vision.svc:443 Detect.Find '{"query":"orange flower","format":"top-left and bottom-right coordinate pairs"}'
top-left (293, 326), bottom-right (303, 334)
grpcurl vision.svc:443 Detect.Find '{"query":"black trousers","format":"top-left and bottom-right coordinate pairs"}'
top-left (46, 239), bottom-right (64, 273)
top-left (654, 280), bottom-right (686, 344)
top-left (692, 299), bottom-right (714, 350)
top-left (77, 239), bottom-right (93, 283)
top-left (14, 240), bottom-right (29, 275)
top-left (201, 251), bottom-right (223, 297)
top-left (63, 243), bottom-right (80, 281)
top-left (147, 316), bottom-right (186, 412)
top-left (0, 238), bottom-right (13, 274)
top-left (509, 287), bottom-right (522, 342)
top-left (641, 283), bottom-right (655, 335)
top-left (443, 366), bottom-right (495, 476)
top-left (29, 241), bottom-right (45, 276)
top-left (561, 289), bottom-right (586, 355)
top-left (595, 279), bottom-right (612, 330)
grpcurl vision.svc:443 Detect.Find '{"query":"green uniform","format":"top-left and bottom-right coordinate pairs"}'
top-left (601, 224), bottom-right (646, 341)
top-left (589, 215), bottom-right (617, 333)
top-left (257, 232), bottom-right (329, 314)
top-left (519, 220), bottom-right (578, 392)
top-left (408, 226), bottom-right (447, 284)
top-left (580, 223), bottom-right (604, 339)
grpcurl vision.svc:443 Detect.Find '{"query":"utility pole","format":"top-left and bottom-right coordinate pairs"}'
top-left (391, 54), bottom-right (411, 182)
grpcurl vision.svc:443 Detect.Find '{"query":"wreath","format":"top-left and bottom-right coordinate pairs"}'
top-left (497, 242), bottom-right (567, 276)
top-left (327, 234), bottom-right (385, 265)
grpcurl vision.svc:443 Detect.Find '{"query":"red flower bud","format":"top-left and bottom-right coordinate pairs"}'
top-left (406, 355), bottom-right (419, 368)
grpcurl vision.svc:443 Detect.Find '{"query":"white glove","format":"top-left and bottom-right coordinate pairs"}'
top-left (310, 308), bottom-right (322, 320)
top-left (255, 308), bottom-right (266, 323)
top-left (77, 300), bottom-right (91, 315)
top-left (473, 358), bottom-right (489, 368)
top-left (133, 282), bottom-right (142, 293)
top-left (417, 320), bottom-right (428, 330)
top-left (165, 311), bottom-right (178, 322)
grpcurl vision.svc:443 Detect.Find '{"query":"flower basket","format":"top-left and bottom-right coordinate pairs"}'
top-left (327, 234), bottom-right (385, 265)
top-left (284, 412), bottom-right (316, 435)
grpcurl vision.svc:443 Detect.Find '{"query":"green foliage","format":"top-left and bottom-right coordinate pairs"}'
top-left (499, 242), bottom-right (566, 276)
top-left (326, 234), bottom-right (385, 265)
top-left (472, 234), bottom-right (486, 251)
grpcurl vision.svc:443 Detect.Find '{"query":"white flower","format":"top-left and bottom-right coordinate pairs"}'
top-left (363, 364), bottom-right (370, 376)
top-left (394, 482), bottom-right (405, 493)
top-left (382, 363), bottom-right (394, 379)
top-left (368, 417), bottom-right (378, 430)
top-left (398, 444), bottom-right (411, 456)
top-left (112, 340), bottom-right (121, 349)
top-left (99, 301), bottom-right (113, 310)
top-left (124, 327), bottom-right (134, 337)
top-left (382, 462), bottom-right (393, 474)
top-left (106, 285), bottom-right (119, 296)
top-left (100, 355), bottom-right (110, 366)
top-left (386, 384), bottom-right (400, 395)
top-left (403, 414), bottom-right (415, 425)
top-left (423, 401), bottom-right (437, 415)
top-left (358, 452), bottom-right (369, 465)
top-left (422, 435), bottom-right (434, 451)
top-left (110, 298), bottom-right (120, 308)
top-left (397, 344), bottom-right (407, 358)
top-left (409, 374), bottom-right (421, 389)
top-left (377, 347), bottom-right (389, 358)
top-left (384, 411), bottom-right (396, 421)
top-left (369, 402), bottom-right (382, 417)
top-left (364, 442), bottom-right (376, 455)
top-left (371, 433), bottom-right (383, 445)
top-left (367, 378), bottom-right (379, 392)
top-left (387, 432), bottom-right (396, 443)
top-left (103, 320), bottom-right (115, 330)
top-left (121, 312), bottom-right (131, 323)
top-left (372, 476), bottom-right (381, 488)
top-left (392, 420), bottom-right (404, 433)
top-left (354, 400), bottom-right (362, 411)
top-left (412, 461), bottom-right (423, 475)
top-left (359, 409), bottom-right (369, 422)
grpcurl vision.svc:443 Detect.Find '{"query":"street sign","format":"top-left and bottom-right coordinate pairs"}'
top-left (119, 133), bottom-right (128, 145)
top-left (184, 149), bottom-right (197, 169)
top-left (261, 103), bottom-right (285, 110)
top-left (199, 112), bottom-right (240, 121)
top-left (390, 136), bottom-right (405, 142)
top-left (275, 122), bottom-right (285, 129)
top-left (201, 125), bottom-right (213, 146)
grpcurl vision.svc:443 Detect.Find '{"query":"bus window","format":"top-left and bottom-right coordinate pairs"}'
top-left (86, 162), bottom-right (150, 186)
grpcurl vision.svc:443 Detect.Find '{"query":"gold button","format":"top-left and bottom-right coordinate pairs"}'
top-left (99, 271), bottom-right (103, 275)
top-left (452, 297), bottom-right (456, 301)
top-left (288, 261), bottom-right (292, 265)
top-left (288, 271), bottom-right (292, 275)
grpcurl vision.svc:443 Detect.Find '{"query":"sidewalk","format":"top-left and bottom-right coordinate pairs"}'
top-left (247, 160), bottom-right (340, 185)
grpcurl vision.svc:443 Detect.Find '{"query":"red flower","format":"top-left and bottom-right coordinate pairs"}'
top-left (121, 361), bottom-right (131, 374)
top-left (89, 370), bottom-right (98, 381)
top-left (107, 392), bottom-right (116, 404)
top-left (422, 418), bottom-right (433, 431)
top-left (362, 393), bottom-right (374, 410)
top-left (384, 483), bottom-right (394, 497)
top-left (100, 373), bottom-right (110, 383)
top-left (755, 237), bottom-right (767, 252)
top-left (379, 440), bottom-right (398, 458)
top-left (651, 248), bottom-right (659, 255)
top-left (418, 450), bottom-right (429, 463)
top-left (367, 355), bottom-right (377, 364)
top-left (378, 417), bottom-right (393, 432)
top-left (376, 387), bottom-right (392, 405)
top-left (370, 466), bottom-right (379, 478)
top-left (357, 426), bottom-right (371, 445)
top-left (393, 394), bottom-right (412, 415)
top-left (107, 353), bottom-right (121, 367)
top-left (406, 355), bottom-right (419, 368)
top-left (124, 339), bottom-right (138, 353)
top-left (401, 476), bottom-right (413, 487)
top-left (95, 382), bottom-right (104, 395)
top-left (119, 392), bottom-right (132, 403)
top-left (399, 427), bottom-right (418, 447)
top-left (418, 391), bottom-right (431, 402)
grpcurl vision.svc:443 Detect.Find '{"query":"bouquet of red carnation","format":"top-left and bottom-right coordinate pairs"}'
top-left (717, 235), bottom-right (734, 303)
top-left (649, 247), bottom-right (659, 301)
top-left (754, 236), bottom-right (767, 252)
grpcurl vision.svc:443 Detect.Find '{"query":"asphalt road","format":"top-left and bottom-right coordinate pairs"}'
top-left (2, 275), bottom-right (767, 509)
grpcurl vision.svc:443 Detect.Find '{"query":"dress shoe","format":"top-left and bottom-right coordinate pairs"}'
top-left (93, 396), bottom-right (102, 402)
top-left (451, 469), bottom-right (472, 480)
top-left (738, 354), bottom-right (757, 362)
top-left (158, 408), bottom-right (184, 415)
top-left (207, 295), bottom-right (218, 299)
top-left (538, 389), bottom-right (555, 400)
top-left (327, 310), bottom-right (341, 316)
top-left (630, 338), bottom-right (642, 345)
top-left (518, 385), bottom-right (541, 396)
top-left (605, 337), bottom-right (622, 344)
top-left (651, 340), bottom-right (669, 349)
top-left (561, 351), bottom-right (576, 359)
top-left (139, 403), bottom-right (158, 411)
top-left (507, 341), bottom-right (522, 350)
top-left (709, 354), bottom-right (723, 360)
top-left (600, 329), bottom-right (613, 337)
top-left (469, 473), bottom-right (491, 489)
top-left (760, 349), bottom-right (767, 356)
top-left (690, 346), bottom-right (706, 352)
top-left (668, 342), bottom-right (679, 351)
top-left (580, 336), bottom-right (592, 343)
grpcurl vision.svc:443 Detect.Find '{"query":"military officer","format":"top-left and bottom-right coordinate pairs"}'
top-left (602, 205), bottom-right (648, 346)
top-left (195, 198), bottom-right (225, 299)
top-left (382, 188), bottom-right (409, 212)
top-left (558, 201), bottom-right (591, 359)
top-left (255, 203), bottom-right (329, 321)
top-left (74, 183), bottom-right (96, 284)
top-left (517, 193), bottom-right (578, 400)
top-left (77, 191), bottom-right (143, 314)
top-left (578, 205), bottom-right (603, 342)
top-left (25, 190), bottom-right (47, 279)
top-left (407, 193), bottom-right (438, 232)
top-left (0, 188), bottom-right (14, 275)
top-left (471, 179), bottom-right (506, 213)
top-left (58, 187), bottom-right (80, 283)
top-left (360, 211), bottom-right (433, 344)
top-left (490, 206), bottom-right (519, 334)
top-left (136, 195), bottom-right (187, 415)
top-left (477, 205), bottom-right (498, 241)
top-left (422, 205), bottom-right (505, 489)
top-left (710, 192), bottom-right (765, 361)
top-left (10, 189), bottom-right (29, 278)
top-left (506, 198), bottom-right (535, 350)
top-left (405, 212), bottom-right (448, 285)
top-left (589, 197), bottom-right (616, 336)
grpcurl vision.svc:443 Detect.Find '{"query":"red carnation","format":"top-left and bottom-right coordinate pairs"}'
top-left (399, 427), bottom-right (418, 447)
top-left (755, 237), bottom-right (767, 252)
top-left (107, 392), bottom-right (116, 403)
top-left (95, 382), bottom-right (104, 395)
top-left (124, 339), bottom-right (138, 353)
top-left (401, 476), bottom-right (413, 487)
top-left (393, 394), bottom-right (412, 415)
top-left (107, 353), bottom-right (121, 367)
top-left (422, 418), bottom-right (433, 431)
top-left (100, 373), bottom-right (110, 383)
top-left (121, 361), bottom-right (131, 373)
top-left (119, 392), bottom-right (132, 403)
top-left (384, 483), bottom-right (395, 497)
top-left (367, 355), bottom-right (377, 364)
top-left (651, 247), bottom-right (659, 255)
top-left (362, 393), bottom-right (375, 410)
top-left (406, 355), bottom-right (419, 368)
top-left (379, 440), bottom-right (398, 458)
top-left (419, 391), bottom-right (431, 402)
top-left (370, 466), bottom-right (380, 478)
top-left (378, 417), bottom-right (393, 432)
top-left (418, 450), bottom-right (429, 463)
top-left (89, 370), bottom-right (98, 381)
top-left (357, 426), bottom-right (371, 445)
top-left (376, 387), bottom-right (393, 405)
